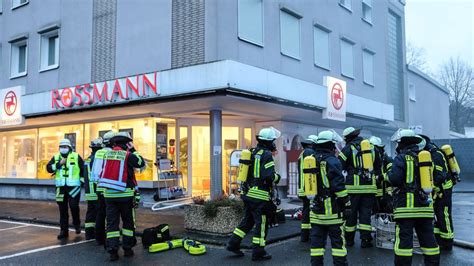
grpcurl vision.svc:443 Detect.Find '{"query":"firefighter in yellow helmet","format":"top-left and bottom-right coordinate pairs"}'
top-left (298, 135), bottom-right (318, 242)
top-left (309, 130), bottom-right (350, 266)
top-left (46, 138), bottom-right (85, 239)
top-left (84, 138), bottom-right (104, 240)
top-left (388, 129), bottom-right (440, 265)
top-left (227, 127), bottom-right (281, 261)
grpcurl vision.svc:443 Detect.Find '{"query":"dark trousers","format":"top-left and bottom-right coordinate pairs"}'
top-left (310, 223), bottom-right (347, 266)
top-left (85, 200), bottom-right (98, 239)
top-left (434, 189), bottom-right (454, 248)
top-left (56, 186), bottom-right (80, 232)
top-left (301, 196), bottom-right (311, 238)
top-left (394, 218), bottom-right (440, 266)
top-left (345, 194), bottom-right (375, 241)
top-left (105, 197), bottom-right (136, 253)
top-left (228, 197), bottom-right (269, 255)
top-left (95, 193), bottom-right (107, 244)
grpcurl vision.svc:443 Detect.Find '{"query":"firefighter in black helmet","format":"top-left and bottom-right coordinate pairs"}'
top-left (227, 127), bottom-right (281, 261)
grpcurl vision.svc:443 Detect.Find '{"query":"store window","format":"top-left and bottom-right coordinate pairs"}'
top-left (192, 126), bottom-right (210, 196)
top-left (10, 38), bottom-right (28, 78)
top-left (222, 127), bottom-right (239, 194)
top-left (280, 8), bottom-right (301, 60)
top-left (244, 127), bottom-right (252, 149)
top-left (0, 129), bottom-right (37, 178)
top-left (39, 29), bottom-right (59, 72)
top-left (238, 0), bottom-right (264, 46)
top-left (37, 124), bottom-right (84, 179)
top-left (179, 127), bottom-right (189, 191)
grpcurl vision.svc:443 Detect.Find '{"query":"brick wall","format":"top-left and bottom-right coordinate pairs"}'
top-left (171, 0), bottom-right (205, 68)
top-left (91, 0), bottom-right (117, 82)
top-left (433, 138), bottom-right (474, 178)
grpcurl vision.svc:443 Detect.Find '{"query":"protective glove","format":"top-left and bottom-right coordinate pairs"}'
top-left (337, 196), bottom-right (351, 220)
top-left (134, 192), bottom-right (141, 208)
top-left (273, 173), bottom-right (281, 185)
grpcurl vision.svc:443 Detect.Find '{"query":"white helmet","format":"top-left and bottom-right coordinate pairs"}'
top-left (59, 139), bottom-right (72, 148)
top-left (257, 127), bottom-right (281, 141)
top-left (369, 136), bottom-right (384, 147)
top-left (391, 129), bottom-right (416, 143)
top-left (306, 135), bottom-right (318, 144)
top-left (316, 130), bottom-right (343, 144)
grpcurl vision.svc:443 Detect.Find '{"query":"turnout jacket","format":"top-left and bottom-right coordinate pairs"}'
top-left (388, 145), bottom-right (434, 219)
top-left (310, 148), bottom-right (348, 225)
top-left (84, 153), bottom-right (97, 201)
top-left (338, 137), bottom-right (378, 194)
top-left (425, 144), bottom-right (450, 192)
top-left (297, 147), bottom-right (315, 197)
top-left (374, 149), bottom-right (393, 197)
top-left (243, 144), bottom-right (280, 202)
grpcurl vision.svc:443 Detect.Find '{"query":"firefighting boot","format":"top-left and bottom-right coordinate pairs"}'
top-left (361, 239), bottom-right (373, 248)
top-left (75, 225), bottom-right (81, 234)
top-left (252, 247), bottom-right (272, 261)
top-left (85, 228), bottom-right (95, 240)
top-left (109, 251), bottom-right (119, 262)
top-left (226, 235), bottom-right (244, 257)
top-left (301, 229), bottom-right (310, 242)
top-left (124, 249), bottom-right (134, 257)
top-left (57, 230), bottom-right (69, 240)
top-left (345, 232), bottom-right (355, 247)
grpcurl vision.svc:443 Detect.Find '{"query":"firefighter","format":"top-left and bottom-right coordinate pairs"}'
top-left (388, 129), bottom-right (440, 265)
top-left (98, 132), bottom-right (145, 261)
top-left (370, 136), bottom-right (393, 214)
top-left (84, 138), bottom-right (104, 240)
top-left (298, 135), bottom-right (318, 242)
top-left (338, 127), bottom-right (377, 248)
top-left (90, 131), bottom-right (116, 246)
top-left (419, 134), bottom-right (453, 251)
top-left (309, 130), bottom-right (350, 266)
top-left (46, 139), bottom-right (85, 239)
top-left (226, 127), bottom-right (281, 261)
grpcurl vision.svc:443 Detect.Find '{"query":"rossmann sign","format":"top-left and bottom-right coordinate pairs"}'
top-left (51, 72), bottom-right (159, 109)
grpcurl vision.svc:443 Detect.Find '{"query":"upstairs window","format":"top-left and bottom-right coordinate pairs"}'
top-left (238, 0), bottom-right (264, 46)
top-left (40, 29), bottom-right (60, 71)
top-left (362, 0), bottom-right (373, 24)
top-left (280, 8), bottom-right (302, 59)
top-left (10, 38), bottom-right (28, 78)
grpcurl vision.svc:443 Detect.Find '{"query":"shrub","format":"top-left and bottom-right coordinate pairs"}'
top-left (197, 195), bottom-right (244, 218)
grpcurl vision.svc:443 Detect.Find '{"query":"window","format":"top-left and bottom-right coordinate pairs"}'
top-left (12, 0), bottom-right (28, 9)
top-left (0, 130), bottom-right (37, 178)
top-left (388, 10), bottom-right (405, 120)
top-left (313, 26), bottom-right (331, 70)
top-left (339, 0), bottom-right (352, 11)
top-left (409, 83), bottom-right (416, 101)
top-left (238, 0), bottom-right (263, 46)
top-left (280, 8), bottom-right (301, 59)
top-left (0, 0), bottom-right (3, 14)
top-left (362, 0), bottom-right (372, 24)
top-left (40, 30), bottom-right (59, 71)
top-left (362, 49), bottom-right (374, 85)
top-left (340, 39), bottom-right (354, 78)
top-left (10, 39), bottom-right (28, 78)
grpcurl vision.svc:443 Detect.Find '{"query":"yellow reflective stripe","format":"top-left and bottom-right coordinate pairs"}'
top-left (335, 190), bottom-right (348, 198)
top-left (345, 225), bottom-right (356, 232)
top-left (332, 248), bottom-right (347, 257)
top-left (133, 151), bottom-right (143, 165)
top-left (434, 227), bottom-right (440, 234)
top-left (321, 161), bottom-right (329, 188)
top-left (301, 223), bottom-right (311, 229)
top-left (406, 156), bottom-right (414, 184)
top-left (443, 206), bottom-right (454, 239)
top-left (435, 165), bottom-right (443, 171)
top-left (107, 231), bottom-right (120, 238)
top-left (311, 248), bottom-right (325, 256)
top-left (259, 215), bottom-right (266, 246)
top-left (354, 174), bottom-right (360, 186)
top-left (358, 224), bottom-right (372, 231)
top-left (421, 246), bottom-right (440, 256)
top-left (406, 192), bottom-right (414, 209)
top-left (442, 180), bottom-right (453, 190)
top-left (339, 153), bottom-right (347, 161)
top-left (85, 222), bottom-right (96, 228)
top-left (122, 228), bottom-right (134, 237)
top-left (395, 224), bottom-right (413, 256)
top-left (324, 198), bottom-right (332, 216)
top-left (233, 228), bottom-right (246, 238)
top-left (252, 237), bottom-right (260, 245)
top-left (264, 161), bottom-right (275, 169)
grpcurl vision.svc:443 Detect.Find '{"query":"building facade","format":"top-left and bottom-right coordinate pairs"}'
top-left (0, 0), bottom-right (447, 200)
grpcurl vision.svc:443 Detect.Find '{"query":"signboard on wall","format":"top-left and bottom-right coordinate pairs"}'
top-left (0, 86), bottom-right (24, 126)
top-left (322, 76), bottom-right (347, 122)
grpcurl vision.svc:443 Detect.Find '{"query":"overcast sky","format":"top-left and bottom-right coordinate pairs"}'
top-left (405, 0), bottom-right (474, 73)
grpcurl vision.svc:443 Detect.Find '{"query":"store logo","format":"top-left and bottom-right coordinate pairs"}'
top-left (61, 88), bottom-right (74, 107)
top-left (331, 83), bottom-right (344, 111)
top-left (4, 91), bottom-right (18, 116)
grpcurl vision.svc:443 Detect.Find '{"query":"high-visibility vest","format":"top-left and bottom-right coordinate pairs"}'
top-left (54, 152), bottom-right (81, 187)
top-left (84, 158), bottom-right (98, 201)
top-left (98, 148), bottom-right (130, 192)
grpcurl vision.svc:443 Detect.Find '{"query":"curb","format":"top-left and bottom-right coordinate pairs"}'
top-left (454, 239), bottom-right (474, 250)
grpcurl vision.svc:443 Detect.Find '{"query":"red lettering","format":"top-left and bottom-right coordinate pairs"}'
top-left (126, 76), bottom-right (139, 98)
top-left (142, 72), bottom-right (157, 96)
top-left (83, 84), bottom-right (93, 105)
top-left (93, 82), bottom-right (108, 102)
top-left (61, 88), bottom-right (74, 107)
top-left (111, 79), bottom-right (126, 101)
top-left (74, 85), bottom-right (83, 106)
top-left (51, 89), bottom-right (61, 109)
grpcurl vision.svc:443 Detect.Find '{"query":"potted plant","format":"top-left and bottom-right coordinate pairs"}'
top-left (184, 195), bottom-right (244, 235)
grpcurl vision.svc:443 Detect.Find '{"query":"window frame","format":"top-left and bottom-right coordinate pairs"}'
top-left (340, 37), bottom-right (355, 79)
top-left (9, 38), bottom-right (28, 79)
top-left (39, 29), bottom-right (60, 73)
top-left (313, 24), bottom-right (331, 71)
top-left (408, 83), bottom-right (416, 102)
top-left (362, 48), bottom-right (375, 86)
top-left (362, 0), bottom-right (373, 25)
top-left (237, 0), bottom-right (264, 47)
top-left (339, 0), bottom-right (352, 12)
top-left (11, 0), bottom-right (29, 10)
top-left (279, 7), bottom-right (302, 60)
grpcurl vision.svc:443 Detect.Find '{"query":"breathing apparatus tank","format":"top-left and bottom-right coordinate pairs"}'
top-left (441, 145), bottom-right (461, 175)
top-left (418, 150), bottom-right (434, 194)
top-left (360, 139), bottom-right (374, 171)
top-left (237, 150), bottom-right (252, 182)
top-left (303, 156), bottom-right (317, 196)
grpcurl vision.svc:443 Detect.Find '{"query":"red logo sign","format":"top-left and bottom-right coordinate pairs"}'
top-left (4, 91), bottom-right (18, 116)
top-left (331, 83), bottom-right (344, 111)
